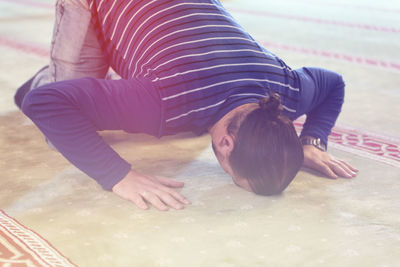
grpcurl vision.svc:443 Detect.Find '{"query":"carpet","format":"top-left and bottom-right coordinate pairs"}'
top-left (0, 210), bottom-right (75, 266)
top-left (1, 0), bottom-right (400, 266)
top-left (294, 121), bottom-right (400, 168)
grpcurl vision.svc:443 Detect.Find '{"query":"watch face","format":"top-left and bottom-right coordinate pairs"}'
top-left (312, 139), bottom-right (318, 146)
top-left (301, 137), bottom-right (326, 151)
top-left (315, 138), bottom-right (326, 151)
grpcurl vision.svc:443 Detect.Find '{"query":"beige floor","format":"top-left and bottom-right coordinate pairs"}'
top-left (1, 0), bottom-right (399, 266)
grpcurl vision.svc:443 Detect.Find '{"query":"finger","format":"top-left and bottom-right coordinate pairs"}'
top-left (129, 194), bottom-right (149, 210)
top-left (162, 187), bottom-right (191, 205)
top-left (150, 181), bottom-right (190, 206)
top-left (331, 160), bottom-right (356, 178)
top-left (170, 190), bottom-right (191, 205)
top-left (145, 176), bottom-right (190, 205)
top-left (156, 176), bottom-right (185, 188)
top-left (141, 191), bottom-right (169, 211)
top-left (338, 160), bottom-right (359, 173)
top-left (154, 190), bottom-right (185, 210)
top-left (154, 183), bottom-right (191, 205)
top-left (337, 161), bottom-right (357, 177)
top-left (317, 162), bottom-right (338, 179)
top-left (331, 164), bottom-right (352, 178)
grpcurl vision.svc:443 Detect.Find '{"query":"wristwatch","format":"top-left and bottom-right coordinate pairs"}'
top-left (300, 136), bottom-right (327, 152)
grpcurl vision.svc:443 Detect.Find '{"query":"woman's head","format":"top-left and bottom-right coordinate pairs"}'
top-left (227, 93), bottom-right (304, 195)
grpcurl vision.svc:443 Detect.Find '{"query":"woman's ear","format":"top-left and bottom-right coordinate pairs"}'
top-left (219, 133), bottom-right (235, 158)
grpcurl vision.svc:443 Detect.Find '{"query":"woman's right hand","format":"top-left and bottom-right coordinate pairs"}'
top-left (112, 170), bottom-right (190, 211)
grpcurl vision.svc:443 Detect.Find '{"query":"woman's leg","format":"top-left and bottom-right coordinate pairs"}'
top-left (49, 0), bottom-right (109, 83)
top-left (28, 0), bottom-right (109, 90)
top-left (15, 0), bottom-right (110, 107)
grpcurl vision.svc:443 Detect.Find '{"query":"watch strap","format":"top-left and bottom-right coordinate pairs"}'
top-left (300, 136), bottom-right (327, 152)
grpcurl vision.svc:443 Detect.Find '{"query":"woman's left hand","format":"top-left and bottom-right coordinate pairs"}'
top-left (302, 145), bottom-right (359, 179)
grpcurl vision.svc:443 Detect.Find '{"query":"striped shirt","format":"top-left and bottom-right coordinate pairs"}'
top-left (88, 0), bottom-right (300, 135)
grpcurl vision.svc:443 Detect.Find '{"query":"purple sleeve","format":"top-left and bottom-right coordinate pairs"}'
top-left (294, 67), bottom-right (345, 146)
top-left (22, 77), bottom-right (162, 190)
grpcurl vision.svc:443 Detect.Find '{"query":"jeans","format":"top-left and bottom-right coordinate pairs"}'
top-left (32, 0), bottom-right (110, 88)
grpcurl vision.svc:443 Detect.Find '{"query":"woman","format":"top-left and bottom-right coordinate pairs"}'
top-left (16, 0), bottom-right (358, 211)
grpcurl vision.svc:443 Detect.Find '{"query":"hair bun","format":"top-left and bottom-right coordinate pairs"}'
top-left (259, 93), bottom-right (282, 118)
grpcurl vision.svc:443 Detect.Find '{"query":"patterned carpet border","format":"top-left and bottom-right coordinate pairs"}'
top-left (294, 121), bottom-right (400, 168)
top-left (0, 210), bottom-right (75, 267)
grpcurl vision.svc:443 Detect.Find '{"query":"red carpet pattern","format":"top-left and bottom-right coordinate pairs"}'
top-left (294, 121), bottom-right (400, 168)
top-left (0, 210), bottom-right (75, 267)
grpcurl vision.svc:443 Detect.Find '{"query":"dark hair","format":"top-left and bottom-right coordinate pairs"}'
top-left (228, 93), bottom-right (304, 195)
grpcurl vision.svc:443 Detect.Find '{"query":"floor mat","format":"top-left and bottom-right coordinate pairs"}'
top-left (0, 210), bottom-right (75, 266)
top-left (1, 0), bottom-right (399, 266)
top-left (294, 121), bottom-right (400, 168)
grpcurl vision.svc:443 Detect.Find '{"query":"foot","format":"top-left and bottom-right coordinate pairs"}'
top-left (14, 65), bottom-right (49, 109)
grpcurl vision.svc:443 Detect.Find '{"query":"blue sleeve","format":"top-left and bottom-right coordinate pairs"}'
top-left (294, 67), bottom-right (345, 146)
top-left (22, 77), bottom-right (162, 190)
